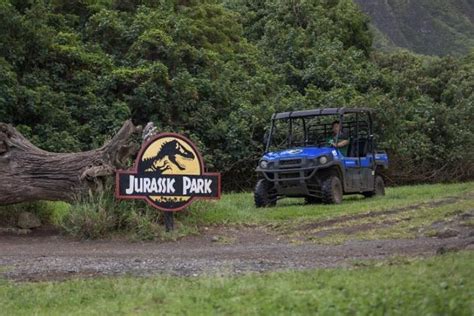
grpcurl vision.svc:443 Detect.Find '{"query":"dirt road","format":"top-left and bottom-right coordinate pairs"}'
top-left (1, 223), bottom-right (473, 281)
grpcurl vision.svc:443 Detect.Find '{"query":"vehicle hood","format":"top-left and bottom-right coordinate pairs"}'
top-left (262, 147), bottom-right (334, 161)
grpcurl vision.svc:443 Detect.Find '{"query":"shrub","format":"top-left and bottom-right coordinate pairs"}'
top-left (0, 201), bottom-right (69, 227)
top-left (59, 188), bottom-right (199, 240)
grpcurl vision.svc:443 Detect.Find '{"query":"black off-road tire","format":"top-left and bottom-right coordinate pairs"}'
top-left (363, 175), bottom-right (385, 198)
top-left (321, 175), bottom-right (343, 204)
top-left (254, 179), bottom-right (277, 208)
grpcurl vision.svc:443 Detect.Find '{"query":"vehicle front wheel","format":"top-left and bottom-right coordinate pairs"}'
top-left (321, 175), bottom-right (343, 204)
top-left (363, 175), bottom-right (385, 198)
top-left (254, 179), bottom-right (277, 208)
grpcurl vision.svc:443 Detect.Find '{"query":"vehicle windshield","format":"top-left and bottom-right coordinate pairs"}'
top-left (267, 115), bottom-right (339, 152)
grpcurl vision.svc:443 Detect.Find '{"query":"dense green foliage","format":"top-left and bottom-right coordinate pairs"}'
top-left (0, 0), bottom-right (473, 189)
top-left (1, 252), bottom-right (473, 315)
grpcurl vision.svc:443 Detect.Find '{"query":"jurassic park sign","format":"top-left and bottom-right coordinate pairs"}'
top-left (116, 133), bottom-right (221, 211)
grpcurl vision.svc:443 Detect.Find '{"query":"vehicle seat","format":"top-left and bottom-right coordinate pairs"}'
top-left (358, 138), bottom-right (368, 157)
top-left (348, 138), bottom-right (368, 157)
top-left (346, 139), bottom-right (352, 157)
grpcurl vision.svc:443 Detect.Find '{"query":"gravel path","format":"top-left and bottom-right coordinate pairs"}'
top-left (1, 225), bottom-right (473, 281)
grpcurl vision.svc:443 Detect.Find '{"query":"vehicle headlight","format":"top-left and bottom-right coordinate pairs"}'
top-left (318, 156), bottom-right (328, 165)
top-left (260, 160), bottom-right (269, 169)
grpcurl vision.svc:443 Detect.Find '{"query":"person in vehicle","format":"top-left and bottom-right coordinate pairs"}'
top-left (328, 120), bottom-right (349, 156)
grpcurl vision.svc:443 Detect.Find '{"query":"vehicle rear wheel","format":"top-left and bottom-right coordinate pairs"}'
top-left (363, 175), bottom-right (385, 198)
top-left (321, 175), bottom-right (343, 204)
top-left (254, 179), bottom-right (277, 208)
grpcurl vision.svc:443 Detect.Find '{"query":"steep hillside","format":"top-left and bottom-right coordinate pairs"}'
top-left (354, 0), bottom-right (474, 55)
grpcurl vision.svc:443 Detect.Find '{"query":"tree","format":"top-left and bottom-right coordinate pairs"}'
top-left (0, 120), bottom-right (140, 205)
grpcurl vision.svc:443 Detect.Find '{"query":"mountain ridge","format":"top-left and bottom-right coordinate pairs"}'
top-left (354, 0), bottom-right (474, 56)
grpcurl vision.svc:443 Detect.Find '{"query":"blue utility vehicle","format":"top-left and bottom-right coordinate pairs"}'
top-left (255, 108), bottom-right (389, 206)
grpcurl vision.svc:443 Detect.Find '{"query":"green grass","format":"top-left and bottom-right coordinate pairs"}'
top-left (300, 197), bottom-right (474, 244)
top-left (186, 182), bottom-right (474, 225)
top-left (1, 183), bottom-right (472, 314)
top-left (1, 182), bottom-right (472, 242)
top-left (0, 252), bottom-right (473, 315)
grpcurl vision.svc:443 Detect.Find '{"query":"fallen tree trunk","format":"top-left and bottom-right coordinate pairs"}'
top-left (0, 120), bottom-right (142, 205)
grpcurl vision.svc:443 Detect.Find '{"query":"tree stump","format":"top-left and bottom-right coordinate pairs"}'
top-left (0, 120), bottom-right (142, 205)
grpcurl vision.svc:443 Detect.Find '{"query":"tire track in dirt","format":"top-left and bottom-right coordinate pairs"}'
top-left (288, 194), bottom-right (474, 243)
top-left (1, 194), bottom-right (473, 282)
top-left (297, 195), bottom-right (469, 232)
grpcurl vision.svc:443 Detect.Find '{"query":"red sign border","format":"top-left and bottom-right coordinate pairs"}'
top-left (115, 133), bottom-right (221, 212)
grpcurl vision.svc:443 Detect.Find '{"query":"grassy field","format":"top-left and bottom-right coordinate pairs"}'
top-left (1, 182), bottom-right (473, 315)
top-left (1, 182), bottom-right (473, 241)
top-left (185, 182), bottom-right (474, 225)
top-left (1, 252), bottom-right (473, 315)
top-left (183, 181), bottom-right (474, 245)
top-left (286, 193), bottom-right (474, 245)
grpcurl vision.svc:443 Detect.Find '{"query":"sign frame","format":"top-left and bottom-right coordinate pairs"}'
top-left (115, 132), bottom-right (221, 212)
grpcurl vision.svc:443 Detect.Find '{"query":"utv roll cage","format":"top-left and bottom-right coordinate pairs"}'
top-left (265, 107), bottom-right (375, 156)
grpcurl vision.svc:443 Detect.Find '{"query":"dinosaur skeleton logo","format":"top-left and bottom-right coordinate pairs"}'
top-left (138, 139), bottom-right (196, 174)
top-left (116, 133), bottom-right (221, 211)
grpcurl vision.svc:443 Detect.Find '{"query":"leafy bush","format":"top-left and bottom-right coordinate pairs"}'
top-left (0, 0), bottom-right (472, 188)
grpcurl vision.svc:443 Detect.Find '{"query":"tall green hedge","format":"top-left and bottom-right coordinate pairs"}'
top-left (1, 0), bottom-right (472, 189)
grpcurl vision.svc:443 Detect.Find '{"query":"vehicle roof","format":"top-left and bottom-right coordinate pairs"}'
top-left (272, 108), bottom-right (373, 120)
